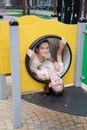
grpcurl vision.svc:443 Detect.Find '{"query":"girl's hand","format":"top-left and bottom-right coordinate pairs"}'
top-left (36, 70), bottom-right (47, 80)
top-left (59, 37), bottom-right (66, 50)
top-left (54, 61), bottom-right (60, 71)
top-left (37, 74), bottom-right (47, 81)
top-left (27, 49), bottom-right (35, 60)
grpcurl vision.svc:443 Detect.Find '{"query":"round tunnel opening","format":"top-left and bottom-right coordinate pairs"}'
top-left (25, 35), bottom-right (72, 83)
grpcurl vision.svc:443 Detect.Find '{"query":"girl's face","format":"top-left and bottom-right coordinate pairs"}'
top-left (51, 77), bottom-right (63, 92)
top-left (37, 42), bottom-right (50, 57)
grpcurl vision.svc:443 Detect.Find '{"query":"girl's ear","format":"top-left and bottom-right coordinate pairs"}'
top-left (49, 83), bottom-right (52, 88)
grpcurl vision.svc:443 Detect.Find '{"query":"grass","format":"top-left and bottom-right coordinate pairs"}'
top-left (5, 8), bottom-right (51, 19)
top-left (32, 14), bottom-right (51, 19)
top-left (6, 8), bottom-right (22, 13)
top-left (7, 13), bottom-right (51, 19)
top-left (6, 13), bottom-right (23, 17)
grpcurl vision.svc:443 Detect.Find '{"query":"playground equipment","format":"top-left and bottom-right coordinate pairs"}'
top-left (82, 24), bottom-right (87, 84)
top-left (57, 0), bottom-right (81, 24)
top-left (25, 35), bottom-right (72, 83)
top-left (57, 0), bottom-right (87, 24)
top-left (0, 15), bottom-right (87, 128)
top-left (0, 15), bottom-right (77, 92)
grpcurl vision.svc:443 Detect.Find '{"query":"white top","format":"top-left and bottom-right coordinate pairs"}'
top-left (31, 53), bottom-right (64, 79)
top-left (31, 53), bottom-right (51, 68)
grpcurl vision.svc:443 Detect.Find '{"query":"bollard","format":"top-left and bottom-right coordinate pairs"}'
top-left (9, 20), bottom-right (22, 128)
top-left (74, 22), bottom-right (87, 87)
top-left (0, 15), bottom-right (3, 19)
top-left (0, 74), bottom-right (6, 99)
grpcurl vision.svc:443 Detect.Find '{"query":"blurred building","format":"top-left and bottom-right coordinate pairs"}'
top-left (30, 0), bottom-right (54, 7)
top-left (5, 0), bottom-right (11, 7)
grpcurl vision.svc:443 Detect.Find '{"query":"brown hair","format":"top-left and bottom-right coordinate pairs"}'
top-left (35, 39), bottom-right (50, 52)
top-left (42, 83), bottom-right (64, 96)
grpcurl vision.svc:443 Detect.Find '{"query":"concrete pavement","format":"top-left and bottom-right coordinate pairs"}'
top-left (0, 75), bottom-right (87, 130)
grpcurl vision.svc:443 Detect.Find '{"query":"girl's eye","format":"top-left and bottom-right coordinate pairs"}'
top-left (40, 47), bottom-right (44, 49)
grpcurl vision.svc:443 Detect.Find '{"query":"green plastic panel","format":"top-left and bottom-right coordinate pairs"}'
top-left (82, 24), bottom-right (87, 84)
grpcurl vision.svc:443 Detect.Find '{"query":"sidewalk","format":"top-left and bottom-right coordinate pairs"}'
top-left (0, 11), bottom-right (18, 20)
top-left (0, 75), bottom-right (87, 130)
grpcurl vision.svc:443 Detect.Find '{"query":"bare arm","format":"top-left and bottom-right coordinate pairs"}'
top-left (57, 37), bottom-right (66, 62)
top-left (52, 37), bottom-right (66, 72)
top-left (27, 49), bottom-right (35, 65)
top-left (27, 49), bottom-right (48, 80)
top-left (27, 49), bottom-right (39, 75)
top-left (30, 66), bottom-right (47, 80)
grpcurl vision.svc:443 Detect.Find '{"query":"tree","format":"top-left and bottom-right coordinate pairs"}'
top-left (22, 0), bottom-right (26, 15)
top-left (22, 0), bottom-right (30, 15)
top-left (27, 0), bottom-right (30, 15)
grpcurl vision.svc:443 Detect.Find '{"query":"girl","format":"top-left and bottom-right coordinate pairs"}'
top-left (27, 38), bottom-right (66, 96)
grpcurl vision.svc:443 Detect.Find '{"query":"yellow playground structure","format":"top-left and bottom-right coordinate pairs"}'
top-left (0, 15), bottom-right (77, 92)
